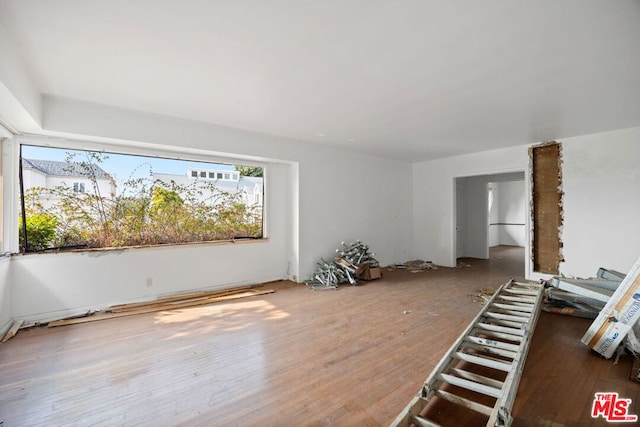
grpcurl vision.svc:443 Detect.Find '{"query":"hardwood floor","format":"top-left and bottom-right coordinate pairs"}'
top-left (1, 246), bottom-right (637, 426)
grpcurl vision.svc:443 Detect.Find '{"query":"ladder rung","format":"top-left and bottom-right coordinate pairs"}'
top-left (491, 307), bottom-right (532, 318)
top-left (503, 288), bottom-right (539, 296)
top-left (435, 389), bottom-right (493, 416)
top-left (462, 348), bottom-right (516, 367)
top-left (477, 323), bottom-right (524, 339)
top-left (454, 352), bottom-right (513, 372)
top-left (450, 367), bottom-right (505, 389)
top-left (486, 312), bottom-right (529, 323)
top-left (411, 415), bottom-right (441, 427)
top-left (475, 330), bottom-right (522, 343)
top-left (466, 336), bottom-right (520, 352)
top-left (505, 282), bottom-right (541, 290)
top-left (440, 372), bottom-right (503, 398)
top-left (492, 302), bottom-right (533, 313)
top-left (483, 318), bottom-right (524, 329)
top-left (496, 300), bottom-right (534, 309)
top-left (463, 342), bottom-right (517, 359)
top-left (497, 295), bottom-right (535, 304)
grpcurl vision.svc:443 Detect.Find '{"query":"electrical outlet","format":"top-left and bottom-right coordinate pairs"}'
top-left (145, 277), bottom-right (153, 287)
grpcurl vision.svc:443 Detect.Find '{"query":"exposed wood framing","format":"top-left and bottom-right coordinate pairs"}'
top-left (530, 141), bottom-right (563, 274)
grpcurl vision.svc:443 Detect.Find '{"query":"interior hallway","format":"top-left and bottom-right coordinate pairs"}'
top-left (0, 246), bottom-right (636, 426)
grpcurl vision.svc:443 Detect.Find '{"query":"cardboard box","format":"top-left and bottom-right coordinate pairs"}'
top-left (335, 257), bottom-right (368, 276)
top-left (362, 267), bottom-right (382, 281)
top-left (581, 255), bottom-right (640, 358)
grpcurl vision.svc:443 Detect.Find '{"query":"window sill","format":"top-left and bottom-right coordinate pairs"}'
top-left (17, 237), bottom-right (269, 256)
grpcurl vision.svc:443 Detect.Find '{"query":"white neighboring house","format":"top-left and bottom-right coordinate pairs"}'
top-left (152, 168), bottom-right (263, 208)
top-left (22, 158), bottom-right (116, 210)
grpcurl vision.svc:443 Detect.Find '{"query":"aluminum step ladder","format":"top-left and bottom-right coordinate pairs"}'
top-left (390, 280), bottom-right (544, 427)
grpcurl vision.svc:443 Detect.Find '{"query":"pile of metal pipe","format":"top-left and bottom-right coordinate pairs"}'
top-left (335, 240), bottom-right (379, 269)
top-left (305, 240), bottom-right (379, 289)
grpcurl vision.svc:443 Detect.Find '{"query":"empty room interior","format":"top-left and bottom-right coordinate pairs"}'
top-left (1, 2), bottom-right (639, 426)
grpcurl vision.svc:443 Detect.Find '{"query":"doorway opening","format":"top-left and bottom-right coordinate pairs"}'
top-left (455, 172), bottom-right (526, 275)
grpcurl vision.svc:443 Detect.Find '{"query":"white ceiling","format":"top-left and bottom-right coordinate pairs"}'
top-left (1, 1), bottom-right (639, 161)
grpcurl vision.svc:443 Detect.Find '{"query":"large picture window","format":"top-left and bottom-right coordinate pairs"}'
top-left (19, 145), bottom-right (264, 252)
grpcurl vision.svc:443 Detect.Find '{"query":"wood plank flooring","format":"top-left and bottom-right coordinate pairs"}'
top-left (1, 246), bottom-right (638, 426)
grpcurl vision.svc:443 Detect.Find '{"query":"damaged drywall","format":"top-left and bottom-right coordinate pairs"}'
top-left (530, 141), bottom-right (564, 275)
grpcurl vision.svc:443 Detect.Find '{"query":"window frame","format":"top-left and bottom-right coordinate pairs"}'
top-left (11, 136), bottom-right (269, 254)
top-left (72, 182), bottom-right (86, 193)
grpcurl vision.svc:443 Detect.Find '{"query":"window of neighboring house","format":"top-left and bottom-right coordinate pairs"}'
top-left (73, 182), bottom-right (85, 193)
top-left (18, 144), bottom-right (265, 253)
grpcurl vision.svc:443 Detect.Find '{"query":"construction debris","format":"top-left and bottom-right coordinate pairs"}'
top-left (47, 286), bottom-right (274, 327)
top-left (547, 287), bottom-right (606, 309)
top-left (597, 267), bottom-right (627, 282)
top-left (544, 268), bottom-right (624, 321)
top-left (542, 287), bottom-right (603, 319)
top-left (542, 304), bottom-right (600, 319)
top-left (469, 288), bottom-right (497, 305)
top-left (543, 260), bottom-right (640, 360)
top-left (387, 259), bottom-right (439, 272)
top-left (547, 277), bottom-right (620, 305)
top-left (582, 255), bottom-right (640, 358)
top-left (305, 240), bottom-right (381, 289)
top-left (1, 320), bottom-right (24, 343)
top-left (549, 277), bottom-right (619, 299)
top-left (631, 357), bottom-right (640, 382)
top-left (404, 259), bottom-right (438, 271)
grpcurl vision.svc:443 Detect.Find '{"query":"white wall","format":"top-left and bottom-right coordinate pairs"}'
top-left (6, 97), bottom-right (412, 323)
top-left (413, 146), bottom-right (529, 268)
top-left (10, 240), bottom-right (289, 323)
top-left (457, 176), bottom-right (489, 259)
top-left (22, 171), bottom-right (115, 211)
top-left (488, 183), bottom-right (500, 247)
top-left (458, 175), bottom-right (525, 258)
top-left (560, 127), bottom-right (640, 277)
top-left (413, 127), bottom-right (640, 279)
top-left (297, 143), bottom-right (412, 277)
top-left (489, 180), bottom-right (526, 247)
top-left (0, 257), bottom-right (11, 334)
top-left (22, 168), bottom-right (47, 188)
top-left (45, 176), bottom-right (114, 199)
top-left (0, 23), bottom-right (41, 130)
